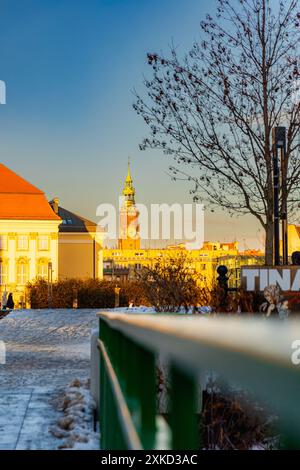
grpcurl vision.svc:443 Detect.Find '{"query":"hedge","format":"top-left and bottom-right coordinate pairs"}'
top-left (27, 278), bottom-right (150, 309)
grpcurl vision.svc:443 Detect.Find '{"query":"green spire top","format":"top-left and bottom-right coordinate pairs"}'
top-left (122, 158), bottom-right (135, 204)
top-left (126, 157), bottom-right (132, 183)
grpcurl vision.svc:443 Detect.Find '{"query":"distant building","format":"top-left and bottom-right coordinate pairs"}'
top-left (0, 161), bottom-right (264, 308)
top-left (0, 164), bottom-right (60, 307)
top-left (49, 199), bottom-right (104, 280)
top-left (288, 225), bottom-right (300, 256)
top-left (0, 164), bottom-right (105, 307)
top-left (118, 161), bottom-right (140, 250)
top-left (104, 242), bottom-right (241, 286)
top-left (103, 165), bottom-right (263, 287)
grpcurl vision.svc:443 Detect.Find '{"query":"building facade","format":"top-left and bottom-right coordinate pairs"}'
top-left (288, 225), bottom-right (300, 256)
top-left (118, 161), bottom-right (140, 250)
top-left (50, 199), bottom-right (104, 280)
top-left (104, 165), bottom-right (264, 286)
top-left (0, 161), bottom-right (265, 308)
top-left (0, 164), bottom-right (60, 307)
top-left (104, 241), bottom-right (242, 287)
top-left (0, 164), bottom-right (105, 307)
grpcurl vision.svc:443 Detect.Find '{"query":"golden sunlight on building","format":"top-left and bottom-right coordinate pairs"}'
top-left (288, 224), bottom-right (300, 255)
top-left (103, 241), bottom-right (264, 288)
top-left (0, 164), bottom-right (105, 307)
top-left (50, 198), bottom-right (104, 280)
top-left (104, 163), bottom-right (264, 287)
top-left (0, 164), bottom-right (61, 307)
top-left (0, 161), bottom-right (263, 308)
top-left (118, 160), bottom-right (140, 250)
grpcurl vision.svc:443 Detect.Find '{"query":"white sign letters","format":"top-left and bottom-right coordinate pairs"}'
top-left (241, 267), bottom-right (300, 292)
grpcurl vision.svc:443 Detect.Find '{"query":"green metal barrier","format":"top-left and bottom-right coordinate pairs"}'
top-left (98, 312), bottom-right (300, 450)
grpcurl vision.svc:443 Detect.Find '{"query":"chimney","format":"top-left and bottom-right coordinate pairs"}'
top-left (51, 197), bottom-right (59, 215)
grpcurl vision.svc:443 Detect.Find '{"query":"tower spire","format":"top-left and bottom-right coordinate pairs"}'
top-left (122, 158), bottom-right (135, 205)
top-left (126, 156), bottom-right (132, 183)
top-left (119, 159), bottom-right (140, 250)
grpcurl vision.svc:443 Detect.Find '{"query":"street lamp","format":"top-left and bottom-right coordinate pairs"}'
top-left (272, 126), bottom-right (288, 266)
top-left (48, 261), bottom-right (53, 308)
top-left (114, 284), bottom-right (121, 308)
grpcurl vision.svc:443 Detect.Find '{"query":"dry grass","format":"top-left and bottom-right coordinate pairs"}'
top-left (202, 378), bottom-right (279, 450)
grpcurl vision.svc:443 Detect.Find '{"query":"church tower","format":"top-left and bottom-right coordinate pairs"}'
top-left (118, 160), bottom-right (140, 250)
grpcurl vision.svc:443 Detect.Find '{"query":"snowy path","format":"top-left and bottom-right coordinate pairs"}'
top-left (0, 309), bottom-right (99, 449)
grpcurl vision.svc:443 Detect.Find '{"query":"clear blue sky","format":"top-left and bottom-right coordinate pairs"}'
top-left (0, 0), bottom-right (263, 249)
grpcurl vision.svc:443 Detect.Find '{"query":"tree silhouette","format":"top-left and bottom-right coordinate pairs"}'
top-left (133, 0), bottom-right (300, 264)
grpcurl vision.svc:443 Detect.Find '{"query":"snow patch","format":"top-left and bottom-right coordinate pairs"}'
top-left (50, 378), bottom-right (99, 450)
top-left (110, 305), bottom-right (211, 314)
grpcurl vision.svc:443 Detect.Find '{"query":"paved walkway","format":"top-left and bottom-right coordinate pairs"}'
top-left (0, 309), bottom-right (98, 449)
top-left (0, 388), bottom-right (60, 450)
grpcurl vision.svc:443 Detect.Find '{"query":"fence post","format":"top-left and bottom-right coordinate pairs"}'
top-left (170, 364), bottom-right (199, 450)
top-left (99, 318), bottom-right (106, 449)
top-left (217, 265), bottom-right (229, 308)
top-left (138, 346), bottom-right (156, 449)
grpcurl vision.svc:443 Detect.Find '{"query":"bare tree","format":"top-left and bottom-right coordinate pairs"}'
top-left (136, 253), bottom-right (210, 312)
top-left (133, 0), bottom-right (300, 264)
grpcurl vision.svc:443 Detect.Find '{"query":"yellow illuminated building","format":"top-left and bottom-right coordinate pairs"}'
top-left (287, 225), bottom-right (300, 256)
top-left (118, 160), bottom-right (140, 250)
top-left (0, 164), bottom-right (104, 307)
top-left (104, 242), bottom-right (241, 287)
top-left (0, 161), bottom-right (264, 308)
top-left (104, 164), bottom-right (264, 287)
top-left (0, 164), bottom-right (61, 307)
top-left (50, 198), bottom-right (104, 280)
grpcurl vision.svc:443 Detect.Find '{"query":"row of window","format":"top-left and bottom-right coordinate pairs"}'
top-left (0, 261), bottom-right (50, 285)
top-left (0, 235), bottom-right (50, 251)
top-left (104, 263), bottom-right (144, 271)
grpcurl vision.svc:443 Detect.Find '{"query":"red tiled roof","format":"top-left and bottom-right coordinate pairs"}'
top-left (0, 164), bottom-right (60, 221)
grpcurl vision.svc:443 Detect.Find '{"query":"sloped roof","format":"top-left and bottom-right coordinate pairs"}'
top-left (0, 164), bottom-right (60, 221)
top-left (52, 205), bottom-right (98, 233)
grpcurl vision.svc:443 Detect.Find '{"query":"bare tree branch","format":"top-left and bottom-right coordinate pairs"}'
top-left (133, 0), bottom-right (300, 264)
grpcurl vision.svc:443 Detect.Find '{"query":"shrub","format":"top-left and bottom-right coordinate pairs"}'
top-left (28, 278), bottom-right (82, 309)
top-left (210, 286), bottom-right (255, 314)
top-left (27, 278), bottom-right (149, 309)
top-left (119, 280), bottom-right (151, 307)
top-left (77, 279), bottom-right (115, 308)
top-left (136, 253), bottom-right (210, 312)
top-left (27, 279), bottom-right (49, 309)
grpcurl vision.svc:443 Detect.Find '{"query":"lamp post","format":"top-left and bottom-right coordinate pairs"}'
top-left (48, 261), bottom-right (53, 308)
top-left (114, 285), bottom-right (121, 308)
top-left (280, 134), bottom-right (288, 266)
top-left (272, 126), bottom-right (288, 266)
top-left (272, 128), bottom-right (280, 266)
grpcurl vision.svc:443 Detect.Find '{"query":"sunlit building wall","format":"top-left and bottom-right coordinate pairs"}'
top-left (50, 198), bottom-right (104, 280)
top-left (104, 166), bottom-right (264, 287)
top-left (0, 164), bottom-right (60, 307)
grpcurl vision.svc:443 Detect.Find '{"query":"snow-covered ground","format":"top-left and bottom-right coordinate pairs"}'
top-left (0, 308), bottom-right (99, 450)
top-left (0, 306), bottom-right (210, 450)
top-left (110, 306), bottom-right (211, 314)
top-left (49, 378), bottom-right (99, 450)
top-left (0, 308), bottom-right (99, 388)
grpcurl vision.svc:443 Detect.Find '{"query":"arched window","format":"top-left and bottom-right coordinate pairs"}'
top-left (0, 261), bottom-right (7, 285)
top-left (37, 259), bottom-right (49, 280)
top-left (17, 260), bottom-right (29, 285)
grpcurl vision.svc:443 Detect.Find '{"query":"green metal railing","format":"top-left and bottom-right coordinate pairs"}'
top-left (97, 312), bottom-right (300, 450)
